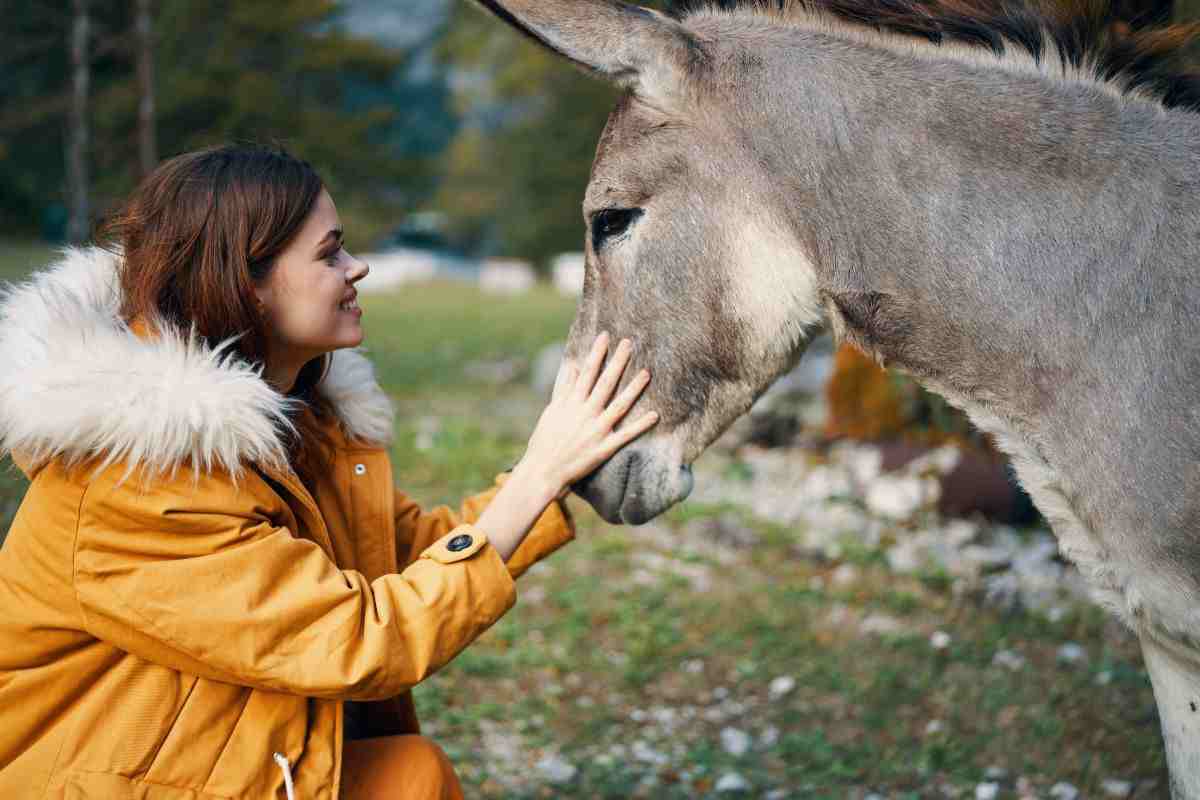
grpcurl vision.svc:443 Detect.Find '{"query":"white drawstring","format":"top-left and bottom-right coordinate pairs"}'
top-left (273, 752), bottom-right (296, 800)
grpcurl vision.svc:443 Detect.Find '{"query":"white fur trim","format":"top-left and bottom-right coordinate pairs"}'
top-left (0, 246), bottom-right (392, 478)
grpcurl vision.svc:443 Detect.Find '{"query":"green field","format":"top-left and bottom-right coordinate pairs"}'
top-left (0, 246), bottom-right (1168, 798)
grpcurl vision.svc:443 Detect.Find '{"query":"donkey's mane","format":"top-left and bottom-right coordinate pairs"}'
top-left (669, 0), bottom-right (1200, 111)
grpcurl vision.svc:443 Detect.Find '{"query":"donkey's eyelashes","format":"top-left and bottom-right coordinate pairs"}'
top-left (591, 208), bottom-right (643, 251)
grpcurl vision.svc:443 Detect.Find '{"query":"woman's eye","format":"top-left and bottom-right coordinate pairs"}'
top-left (592, 208), bottom-right (642, 251)
top-left (324, 249), bottom-right (341, 267)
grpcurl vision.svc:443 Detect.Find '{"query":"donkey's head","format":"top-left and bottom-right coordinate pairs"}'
top-left (472, 0), bottom-right (825, 523)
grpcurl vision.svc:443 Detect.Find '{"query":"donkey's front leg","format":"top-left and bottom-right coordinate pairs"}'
top-left (1141, 633), bottom-right (1200, 799)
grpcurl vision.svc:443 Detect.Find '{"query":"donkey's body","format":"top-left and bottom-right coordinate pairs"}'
top-left (472, 0), bottom-right (1200, 792)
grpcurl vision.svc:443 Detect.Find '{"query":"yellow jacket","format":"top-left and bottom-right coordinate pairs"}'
top-left (0, 248), bottom-right (573, 798)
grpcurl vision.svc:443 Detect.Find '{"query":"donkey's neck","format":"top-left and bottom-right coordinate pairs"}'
top-left (743, 26), bottom-right (1200, 649)
top-left (750, 29), bottom-right (1200, 426)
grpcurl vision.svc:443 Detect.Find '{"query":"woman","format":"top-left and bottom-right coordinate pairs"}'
top-left (0, 144), bottom-right (657, 799)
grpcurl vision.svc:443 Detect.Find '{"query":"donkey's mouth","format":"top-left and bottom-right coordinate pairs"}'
top-left (574, 447), bottom-right (694, 525)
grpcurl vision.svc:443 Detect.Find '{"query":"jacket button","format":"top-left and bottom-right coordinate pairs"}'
top-left (447, 534), bottom-right (473, 552)
top-left (354, 464), bottom-right (366, 476)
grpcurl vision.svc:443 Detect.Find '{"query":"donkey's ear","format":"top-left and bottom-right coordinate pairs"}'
top-left (469, 0), bottom-right (700, 103)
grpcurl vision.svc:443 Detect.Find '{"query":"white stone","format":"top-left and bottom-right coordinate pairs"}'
top-left (631, 740), bottom-right (669, 766)
top-left (531, 341), bottom-right (565, 395)
top-left (536, 753), bottom-right (577, 784)
top-left (355, 249), bottom-right (440, 292)
top-left (975, 783), bottom-right (1000, 800)
top-left (1049, 782), bottom-right (1079, 800)
top-left (992, 650), bottom-right (1027, 671)
top-left (831, 563), bottom-right (860, 587)
top-left (765, 791), bottom-right (790, 800)
top-left (930, 631), bottom-right (952, 650)
top-left (984, 766), bottom-right (1009, 782)
top-left (550, 252), bottom-right (585, 296)
top-left (865, 474), bottom-right (937, 520)
top-left (860, 613), bottom-right (906, 636)
top-left (479, 258), bottom-right (536, 294)
top-left (1101, 779), bottom-right (1133, 797)
top-left (715, 772), bottom-right (752, 793)
top-left (886, 540), bottom-right (925, 574)
top-left (760, 726), bottom-right (780, 747)
top-left (769, 675), bottom-right (797, 699)
top-left (720, 727), bottom-right (752, 757)
top-left (683, 658), bottom-right (705, 674)
top-left (1056, 643), bottom-right (1087, 665)
top-left (925, 719), bottom-right (945, 736)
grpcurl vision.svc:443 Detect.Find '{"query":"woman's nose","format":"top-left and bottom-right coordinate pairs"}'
top-left (346, 254), bottom-right (369, 283)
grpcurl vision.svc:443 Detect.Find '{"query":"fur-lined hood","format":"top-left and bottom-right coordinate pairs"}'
top-left (0, 246), bottom-right (393, 477)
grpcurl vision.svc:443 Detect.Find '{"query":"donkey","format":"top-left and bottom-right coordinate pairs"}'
top-left (469, 0), bottom-right (1200, 793)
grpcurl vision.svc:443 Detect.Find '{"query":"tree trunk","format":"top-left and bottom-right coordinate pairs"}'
top-left (135, 0), bottom-right (157, 179)
top-left (66, 0), bottom-right (90, 243)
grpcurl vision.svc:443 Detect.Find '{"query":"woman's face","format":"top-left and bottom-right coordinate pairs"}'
top-left (254, 189), bottom-right (369, 371)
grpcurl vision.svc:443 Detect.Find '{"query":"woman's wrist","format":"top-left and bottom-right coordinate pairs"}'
top-left (508, 458), bottom-right (562, 509)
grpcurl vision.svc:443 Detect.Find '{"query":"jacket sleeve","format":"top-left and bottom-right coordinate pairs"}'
top-left (72, 467), bottom-right (516, 702)
top-left (395, 473), bottom-right (575, 580)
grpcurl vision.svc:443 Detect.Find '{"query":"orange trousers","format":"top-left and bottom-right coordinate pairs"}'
top-left (340, 736), bottom-right (464, 800)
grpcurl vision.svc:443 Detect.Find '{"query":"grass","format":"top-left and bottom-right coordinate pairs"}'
top-left (0, 243), bottom-right (1170, 798)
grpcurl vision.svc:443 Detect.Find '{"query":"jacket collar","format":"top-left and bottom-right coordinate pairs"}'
top-left (0, 246), bottom-right (393, 478)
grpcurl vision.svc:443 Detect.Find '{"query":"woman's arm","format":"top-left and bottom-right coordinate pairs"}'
top-left (72, 465), bottom-right (518, 702)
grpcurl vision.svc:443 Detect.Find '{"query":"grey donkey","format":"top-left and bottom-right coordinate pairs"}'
top-left (469, 0), bottom-right (1200, 793)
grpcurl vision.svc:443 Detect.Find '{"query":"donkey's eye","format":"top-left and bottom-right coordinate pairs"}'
top-left (592, 208), bottom-right (642, 250)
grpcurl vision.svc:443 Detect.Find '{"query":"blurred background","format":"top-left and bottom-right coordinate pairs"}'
top-left (4, 1), bottom-right (1200, 797)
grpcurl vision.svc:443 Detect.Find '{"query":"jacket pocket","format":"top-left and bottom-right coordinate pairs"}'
top-left (142, 679), bottom-right (252, 791)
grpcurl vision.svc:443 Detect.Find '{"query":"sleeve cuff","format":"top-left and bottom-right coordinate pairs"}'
top-left (418, 526), bottom-right (490, 565)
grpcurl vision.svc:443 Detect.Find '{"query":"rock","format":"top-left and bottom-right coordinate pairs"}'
top-left (683, 658), bottom-right (705, 674)
top-left (715, 772), bottom-right (752, 793)
top-left (865, 474), bottom-right (938, 520)
top-left (463, 358), bottom-right (523, 384)
top-left (961, 544), bottom-right (1013, 572)
top-left (886, 540), bottom-right (925, 574)
top-left (1101, 779), bottom-right (1133, 797)
top-left (860, 613), bottom-right (906, 636)
top-left (768, 675), bottom-right (797, 699)
top-left (1049, 782), bottom-right (1079, 800)
top-left (765, 791), bottom-right (790, 800)
top-left (831, 563), bottom-right (860, 587)
top-left (631, 740), bottom-right (669, 766)
top-left (479, 258), bottom-right (535, 294)
top-left (1095, 670), bottom-right (1114, 686)
top-left (925, 719), bottom-right (945, 736)
top-left (720, 727), bottom-right (752, 757)
top-left (760, 726), bottom-right (780, 747)
top-left (982, 573), bottom-right (1021, 611)
top-left (531, 342), bottom-right (565, 395)
top-left (975, 783), bottom-right (1000, 800)
top-left (992, 650), bottom-right (1027, 671)
top-left (550, 252), bottom-right (585, 296)
top-left (536, 753), bottom-right (577, 784)
top-left (983, 766), bottom-right (1009, 782)
top-left (930, 631), bottom-right (952, 650)
top-left (1056, 643), bottom-right (1087, 665)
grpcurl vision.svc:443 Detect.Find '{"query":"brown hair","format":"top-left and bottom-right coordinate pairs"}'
top-left (99, 143), bottom-right (335, 485)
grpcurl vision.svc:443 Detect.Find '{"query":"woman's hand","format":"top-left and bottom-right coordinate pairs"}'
top-left (517, 332), bottom-right (659, 499)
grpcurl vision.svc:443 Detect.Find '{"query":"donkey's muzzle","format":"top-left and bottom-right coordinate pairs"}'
top-left (573, 447), bottom-right (694, 525)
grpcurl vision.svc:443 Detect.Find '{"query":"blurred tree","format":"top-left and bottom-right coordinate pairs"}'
top-left (0, 0), bottom-right (429, 245)
top-left (434, 1), bottom-right (621, 265)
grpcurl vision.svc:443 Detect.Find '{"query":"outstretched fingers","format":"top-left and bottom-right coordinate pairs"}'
top-left (602, 411), bottom-right (660, 456)
top-left (600, 368), bottom-right (650, 428)
top-left (574, 332), bottom-right (610, 401)
top-left (589, 338), bottom-right (633, 410)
